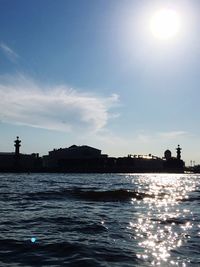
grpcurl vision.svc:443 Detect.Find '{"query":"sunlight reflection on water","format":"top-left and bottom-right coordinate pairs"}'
top-left (128, 174), bottom-right (197, 266)
top-left (0, 173), bottom-right (199, 267)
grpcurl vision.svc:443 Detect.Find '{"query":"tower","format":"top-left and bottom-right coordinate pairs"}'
top-left (164, 149), bottom-right (172, 160)
top-left (14, 136), bottom-right (21, 156)
top-left (176, 145), bottom-right (182, 160)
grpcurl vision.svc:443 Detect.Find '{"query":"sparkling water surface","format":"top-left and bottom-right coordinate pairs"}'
top-left (0, 173), bottom-right (200, 266)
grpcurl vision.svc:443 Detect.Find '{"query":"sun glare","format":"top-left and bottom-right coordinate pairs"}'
top-left (150, 9), bottom-right (181, 40)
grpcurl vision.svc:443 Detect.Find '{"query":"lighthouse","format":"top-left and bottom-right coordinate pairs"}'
top-left (176, 145), bottom-right (182, 160)
top-left (14, 136), bottom-right (21, 156)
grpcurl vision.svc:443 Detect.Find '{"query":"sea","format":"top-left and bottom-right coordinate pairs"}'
top-left (0, 173), bottom-right (200, 267)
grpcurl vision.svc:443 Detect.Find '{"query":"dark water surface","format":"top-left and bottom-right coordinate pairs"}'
top-left (0, 173), bottom-right (200, 266)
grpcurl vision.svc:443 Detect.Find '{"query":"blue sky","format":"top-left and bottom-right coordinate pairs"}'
top-left (0, 0), bottom-right (199, 165)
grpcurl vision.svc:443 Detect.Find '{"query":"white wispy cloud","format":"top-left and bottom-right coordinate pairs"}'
top-left (135, 130), bottom-right (188, 143)
top-left (0, 74), bottom-right (119, 133)
top-left (0, 42), bottom-right (19, 62)
top-left (158, 131), bottom-right (187, 139)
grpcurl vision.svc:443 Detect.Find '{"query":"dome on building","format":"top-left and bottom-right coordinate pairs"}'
top-left (164, 150), bottom-right (172, 160)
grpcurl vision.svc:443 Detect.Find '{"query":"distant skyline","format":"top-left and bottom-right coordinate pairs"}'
top-left (0, 0), bottom-right (200, 165)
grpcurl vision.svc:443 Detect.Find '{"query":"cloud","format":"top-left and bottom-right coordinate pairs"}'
top-left (136, 133), bottom-right (151, 143)
top-left (135, 130), bottom-right (188, 143)
top-left (0, 42), bottom-right (19, 62)
top-left (0, 74), bottom-right (119, 133)
top-left (158, 131), bottom-right (187, 139)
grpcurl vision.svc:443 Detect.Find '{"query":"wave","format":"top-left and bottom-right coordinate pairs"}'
top-left (0, 188), bottom-right (169, 202)
top-left (17, 188), bottom-right (158, 202)
top-left (70, 188), bottom-right (154, 201)
top-left (0, 238), bottom-right (137, 267)
top-left (3, 187), bottom-right (196, 203)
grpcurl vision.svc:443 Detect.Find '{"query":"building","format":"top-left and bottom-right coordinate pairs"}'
top-left (0, 138), bottom-right (185, 173)
top-left (163, 145), bottom-right (185, 173)
top-left (0, 137), bottom-right (41, 172)
top-left (0, 152), bottom-right (15, 171)
top-left (43, 145), bottom-right (108, 171)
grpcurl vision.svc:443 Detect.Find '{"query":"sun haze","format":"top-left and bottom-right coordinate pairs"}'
top-left (150, 8), bottom-right (181, 40)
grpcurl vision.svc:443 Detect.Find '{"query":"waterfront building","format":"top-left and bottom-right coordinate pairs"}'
top-left (43, 145), bottom-right (108, 170)
top-left (163, 145), bottom-right (185, 173)
top-left (0, 138), bottom-right (185, 173)
top-left (0, 152), bottom-right (15, 170)
top-left (0, 137), bottom-right (41, 172)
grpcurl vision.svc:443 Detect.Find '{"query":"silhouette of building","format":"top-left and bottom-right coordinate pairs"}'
top-left (163, 145), bottom-right (185, 173)
top-left (43, 145), bottom-right (108, 170)
top-left (42, 146), bottom-right (169, 173)
top-left (176, 145), bottom-right (182, 160)
top-left (0, 137), bottom-right (41, 172)
top-left (14, 136), bottom-right (21, 156)
top-left (0, 138), bottom-right (185, 173)
top-left (164, 150), bottom-right (172, 160)
top-left (14, 136), bottom-right (21, 170)
top-left (0, 152), bottom-right (15, 170)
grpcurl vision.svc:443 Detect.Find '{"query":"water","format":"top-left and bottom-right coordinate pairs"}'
top-left (0, 173), bottom-right (200, 267)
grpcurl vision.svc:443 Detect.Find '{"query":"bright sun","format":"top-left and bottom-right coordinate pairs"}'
top-left (150, 9), bottom-right (181, 40)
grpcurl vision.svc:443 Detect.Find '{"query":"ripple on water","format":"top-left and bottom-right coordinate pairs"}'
top-left (0, 173), bottom-right (200, 266)
top-left (127, 174), bottom-right (199, 266)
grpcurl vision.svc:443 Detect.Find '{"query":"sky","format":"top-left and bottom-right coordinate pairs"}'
top-left (0, 0), bottom-right (200, 165)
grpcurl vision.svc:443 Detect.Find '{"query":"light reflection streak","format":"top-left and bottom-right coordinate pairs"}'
top-left (129, 174), bottom-right (197, 266)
